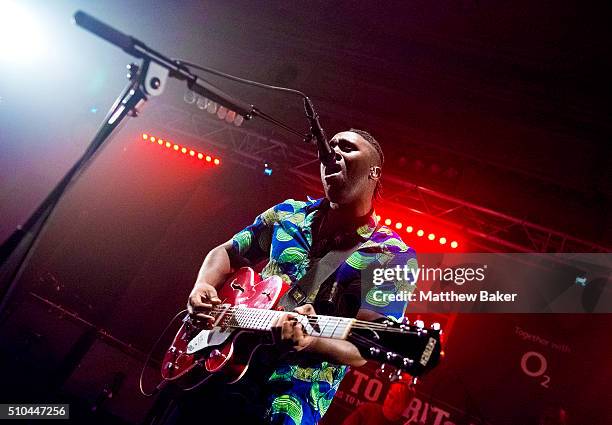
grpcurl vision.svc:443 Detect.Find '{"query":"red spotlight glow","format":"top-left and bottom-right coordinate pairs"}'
top-left (142, 132), bottom-right (222, 168)
top-left (366, 209), bottom-right (464, 251)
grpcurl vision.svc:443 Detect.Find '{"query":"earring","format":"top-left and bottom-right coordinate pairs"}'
top-left (369, 166), bottom-right (381, 179)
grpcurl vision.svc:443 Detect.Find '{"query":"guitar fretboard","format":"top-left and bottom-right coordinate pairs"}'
top-left (216, 307), bottom-right (354, 340)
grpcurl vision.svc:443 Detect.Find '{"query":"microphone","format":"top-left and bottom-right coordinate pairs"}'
top-left (304, 98), bottom-right (335, 166)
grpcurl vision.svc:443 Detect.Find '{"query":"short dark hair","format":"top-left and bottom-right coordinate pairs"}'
top-left (349, 128), bottom-right (384, 167)
top-left (350, 128), bottom-right (384, 199)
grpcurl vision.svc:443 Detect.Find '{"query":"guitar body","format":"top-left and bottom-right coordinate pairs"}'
top-left (160, 268), bottom-right (442, 391)
top-left (161, 268), bottom-right (290, 390)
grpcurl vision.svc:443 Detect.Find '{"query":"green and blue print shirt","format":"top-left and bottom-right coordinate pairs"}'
top-left (230, 198), bottom-right (417, 425)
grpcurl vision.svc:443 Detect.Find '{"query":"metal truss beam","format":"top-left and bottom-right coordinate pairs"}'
top-left (146, 103), bottom-right (610, 253)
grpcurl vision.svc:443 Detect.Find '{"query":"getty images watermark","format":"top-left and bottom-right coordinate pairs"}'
top-left (363, 253), bottom-right (611, 313)
top-left (371, 263), bottom-right (517, 303)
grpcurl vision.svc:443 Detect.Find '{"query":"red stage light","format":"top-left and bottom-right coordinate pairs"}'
top-left (369, 210), bottom-right (464, 250)
top-left (142, 133), bottom-right (221, 167)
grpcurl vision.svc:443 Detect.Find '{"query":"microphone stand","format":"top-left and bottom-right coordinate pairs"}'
top-left (0, 11), bottom-right (306, 312)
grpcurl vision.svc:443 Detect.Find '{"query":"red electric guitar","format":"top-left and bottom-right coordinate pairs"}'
top-left (161, 267), bottom-right (441, 390)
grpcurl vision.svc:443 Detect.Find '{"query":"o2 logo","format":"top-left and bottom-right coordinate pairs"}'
top-left (520, 351), bottom-right (551, 388)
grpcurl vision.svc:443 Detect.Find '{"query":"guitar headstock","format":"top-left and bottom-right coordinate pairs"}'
top-left (349, 317), bottom-right (442, 377)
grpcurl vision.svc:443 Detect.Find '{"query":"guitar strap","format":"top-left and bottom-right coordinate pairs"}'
top-left (278, 224), bottom-right (380, 312)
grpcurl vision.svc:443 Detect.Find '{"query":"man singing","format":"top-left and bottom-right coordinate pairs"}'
top-left (182, 129), bottom-right (417, 425)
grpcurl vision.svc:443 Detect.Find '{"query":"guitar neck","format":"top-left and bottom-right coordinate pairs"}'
top-left (220, 307), bottom-right (355, 340)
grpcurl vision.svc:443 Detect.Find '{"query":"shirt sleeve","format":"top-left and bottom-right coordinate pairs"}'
top-left (361, 234), bottom-right (418, 320)
top-left (229, 199), bottom-right (304, 265)
top-left (229, 204), bottom-right (278, 265)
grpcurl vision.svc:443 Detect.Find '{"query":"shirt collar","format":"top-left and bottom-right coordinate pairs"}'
top-left (306, 197), bottom-right (379, 241)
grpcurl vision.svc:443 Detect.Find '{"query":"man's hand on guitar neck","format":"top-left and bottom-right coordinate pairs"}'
top-left (187, 282), bottom-right (222, 327)
top-left (271, 304), bottom-right (318, 353)
top-left (271, 304), bottom-right (367, 367)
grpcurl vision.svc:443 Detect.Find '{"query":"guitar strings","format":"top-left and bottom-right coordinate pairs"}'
top-left (210, 306), bottom-right (422, 333)
top-left (209, 305), bottom-right (411, 330)
top-left (200, 305), bottom-right (430, 335)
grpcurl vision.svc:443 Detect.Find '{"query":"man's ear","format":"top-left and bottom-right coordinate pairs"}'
top-left (369, 166), bottom-right (382, 180)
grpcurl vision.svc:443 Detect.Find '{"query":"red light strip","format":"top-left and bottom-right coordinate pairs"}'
top-left (376, 214), bottom-right (459, 249)
top-left (141, 133), bottom-right (221, 166)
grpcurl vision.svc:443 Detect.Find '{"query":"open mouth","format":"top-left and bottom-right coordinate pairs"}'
top-left (323, 163), bottom-right (342, 177)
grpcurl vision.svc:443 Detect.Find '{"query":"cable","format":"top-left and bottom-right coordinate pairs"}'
top-left (174, 59), bottom-right (308, 99)
top-left (139, 309), bottom-right (188, 397)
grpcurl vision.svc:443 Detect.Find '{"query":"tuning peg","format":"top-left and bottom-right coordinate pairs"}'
top-left (401, 317), bottom-right (410, 325)
top-left (414, 320), bottom-right (425, 329)
top-left (375, 363), bottom-right (388, 378)
top-left (402, 358), bottom-right (414, 368)
top-left (386, 352), bottom-right (401, 363)
top-left (431, 322), bottom-right (441, 331)
top-left (369, 347), bottom-right (381, 357)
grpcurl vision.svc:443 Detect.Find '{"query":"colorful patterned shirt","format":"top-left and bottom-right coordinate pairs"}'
top-left (230, 198), bottom-right (417, 425)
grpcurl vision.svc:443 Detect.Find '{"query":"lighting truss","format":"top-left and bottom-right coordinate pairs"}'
top-left (146, 103), bottom-right (610, 253)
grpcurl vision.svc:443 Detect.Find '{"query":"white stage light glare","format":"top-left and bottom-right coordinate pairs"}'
top-left (0, 1), bottom-right (47, 65)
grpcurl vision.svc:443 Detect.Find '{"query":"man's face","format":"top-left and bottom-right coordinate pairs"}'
top-left (320, 131), bottom-right (378, 205)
